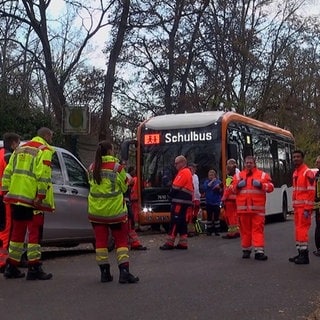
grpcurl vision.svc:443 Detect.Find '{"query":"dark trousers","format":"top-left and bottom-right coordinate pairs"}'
top-left (168, 203), bottom-right (189, 237)
top-left (206, 204), bottom-right (221, 232)
top-left (315, 209), bottom-right (320, 250)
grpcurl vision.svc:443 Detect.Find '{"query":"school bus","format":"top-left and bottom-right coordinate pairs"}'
top-left (121, 111), bottom-right (295, 229)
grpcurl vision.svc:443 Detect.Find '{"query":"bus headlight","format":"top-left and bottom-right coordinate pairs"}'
top-left (142, 206), bottom-right (153, 213)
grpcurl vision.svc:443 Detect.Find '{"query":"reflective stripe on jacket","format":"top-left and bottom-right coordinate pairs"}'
top-left (231, 168), bottom-right (274, 214)
top-left (88, 155), bottom-right (128, 223)
top-left (292, 164), bottom-right (315, 210)
top-left (2, 137), bottom-right (55, 211)
top-left (169, 167), bottom-right (193, 205)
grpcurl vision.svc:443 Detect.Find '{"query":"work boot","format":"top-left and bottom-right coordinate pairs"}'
top-left (294, 249), bottom-right (309, 265)
top-left (175, 244), bottom-right (188, 250)
top-left (131, 245), bottom-right (147, 251)
top-left (118, 264), bottom-right (139, 284)
top-left (289, 250), bottom-right (300, 262)
top-left (242, 250), bottom-right (251, 259)
top-left (3, 263), bottom-right (25, 279)
top-left (255, 252), bottom-right (268, 261)
top-left (99, 264), bottom-right (113, 283)
top-left (26, 263), bottom-right (52, 280)
top-left (159, 244), bottom-right (174, 250)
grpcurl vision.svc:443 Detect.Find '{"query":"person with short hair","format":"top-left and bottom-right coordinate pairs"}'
top-left (231, 155), bottom-right (274, 261)
top-left (221, 159), bottom-right (240, 239)
top-left (186, 163), bottom-right (201, 237)
top-left (289, 150), bottom-right (315, 264)
top-left (203, 169), bottom-right (223, 236)
top-left (2, 127), bottom-right (55, 280)
top-left (160, 155), bottom-right (193, 250)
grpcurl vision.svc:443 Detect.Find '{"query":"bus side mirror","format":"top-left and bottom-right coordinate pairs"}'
top-left (120, 139), bottom-right (137, 162)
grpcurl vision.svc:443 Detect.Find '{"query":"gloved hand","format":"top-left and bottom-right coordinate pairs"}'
top-left (304, 210), bottom-right (310, 218)
top-left (237, 180), bottom-right (246, 189)
top-left (192, 216), bottom-right (197, 224)
top-left (220, 201), bottom-right (224, 208)
top-left (252, 179), bottom-right (262, 188)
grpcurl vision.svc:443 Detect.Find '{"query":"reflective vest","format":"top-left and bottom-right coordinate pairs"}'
top-left (222, 175), bottom-right (236, 202)
top-left (169, 167), bottom-right (193, 205)
top-left (88, 155), bottom-right (128, 224)
top-left (232, 167), bottom-right (274, 214)
top-left (2, 137), bottom-right (55, 211)
top-left (292, 164), bottom-right (315, 210)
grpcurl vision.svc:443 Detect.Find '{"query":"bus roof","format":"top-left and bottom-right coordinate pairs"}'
top-left (143, 111), bottom-right (294, 139)
top-left (144, 111), bottom-right (225, 129)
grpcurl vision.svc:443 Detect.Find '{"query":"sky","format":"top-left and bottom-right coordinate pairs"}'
top-left (47, 0), bottom-right (320, 70)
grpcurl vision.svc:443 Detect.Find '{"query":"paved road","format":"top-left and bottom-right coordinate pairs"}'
top-left (0, 216), bottom-right (320, 320)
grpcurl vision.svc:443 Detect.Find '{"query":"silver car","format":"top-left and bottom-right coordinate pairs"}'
top-left (43, 146), bottom-right (94, 247)
top-left (0, 142), bottom-right (95, 247)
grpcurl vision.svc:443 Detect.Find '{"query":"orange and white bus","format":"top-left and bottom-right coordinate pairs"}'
top-left (121, 111), bottom-right (295, 229)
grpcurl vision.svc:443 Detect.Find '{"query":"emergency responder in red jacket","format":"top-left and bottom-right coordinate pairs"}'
top-left (126, 166), bottom-right (147, 250)
top-left (231, 155), bottom-right (274, 260)
top-left (221, 159), bottom-right (240, 239)
top-left (160, 155), bottom-right (193, 250)
top-left (289, 150), bottom-right (315, 264)
top-left (0, 132), bottom-right (20, 272)
top-left (313, 156), bottom-right (320, 257)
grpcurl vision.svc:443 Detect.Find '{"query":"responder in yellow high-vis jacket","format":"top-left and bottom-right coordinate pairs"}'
top-left (2, 127), bottom-right (55, 280)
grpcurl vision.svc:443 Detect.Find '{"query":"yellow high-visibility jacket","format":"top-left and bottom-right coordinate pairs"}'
top-left (88, 155), bottom-right (128, 224)
top-left (2, 136), bottom-right (55, 212)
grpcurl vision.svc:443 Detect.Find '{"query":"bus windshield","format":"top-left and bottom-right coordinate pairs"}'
top-left (142, 140), bottom-right (222, 190)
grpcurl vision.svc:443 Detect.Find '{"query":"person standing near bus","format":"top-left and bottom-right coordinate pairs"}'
top-left (289, 150), bottom-right (315, 264)
top-left (221, 159), bottom-right (240, 239)
top-left (0, 132), bottom-right (20, 272)
top-left (231, 155), bottom-right (274, 261)
top-left (186, 163), bottom-right (201, 237)
top-left (203, 169), bottom-right (223, 236)
top-left (313, 156), bottom-right (320, 257)
top-left (88, 141), bottom-right (139, 283)
top-left (160, 155), bottom-right (193, 250)
top-left (126, 166), bottom-right (147, 251)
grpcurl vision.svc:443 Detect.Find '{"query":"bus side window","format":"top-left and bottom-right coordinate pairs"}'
top-left (227, 143), bottom-right (238, 161)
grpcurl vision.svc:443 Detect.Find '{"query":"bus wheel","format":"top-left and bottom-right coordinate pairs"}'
top-left (279, 194), bottom-right (288, 222)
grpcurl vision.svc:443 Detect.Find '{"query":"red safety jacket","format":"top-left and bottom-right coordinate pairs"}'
top-left (130, 176), bottom-right (139, 201)
top-left (292, 164), bottom-right (315, 210)
top-left (0, 148), bottom-right (11, 267)
top-left (0, 148), bottom-right (8, 195)
top-left (232, 167), bottom-right (274, 214)
top-left (169, 167), bottom-right (193, 205)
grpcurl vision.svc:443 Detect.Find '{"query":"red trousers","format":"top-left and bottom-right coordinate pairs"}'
top-left (239, 213), bottom-right (265, 250)
top-left (294, 207), bottom-right (312, 243)
top-left (224, 200), bottom-right (239, 235)
top-left (8, 212), bottom-right (44, 265)
top-left (0, 204), bottom-right (12, 267)
top-left (93, 222), bottom-right (128, 250)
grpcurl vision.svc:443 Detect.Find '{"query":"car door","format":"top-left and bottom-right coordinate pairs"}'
top-left (42, 148), bottom-right (94, 245)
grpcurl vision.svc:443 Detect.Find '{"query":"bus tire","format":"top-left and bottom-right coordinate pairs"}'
top-left (279, 194), bottom-right (288, 222)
